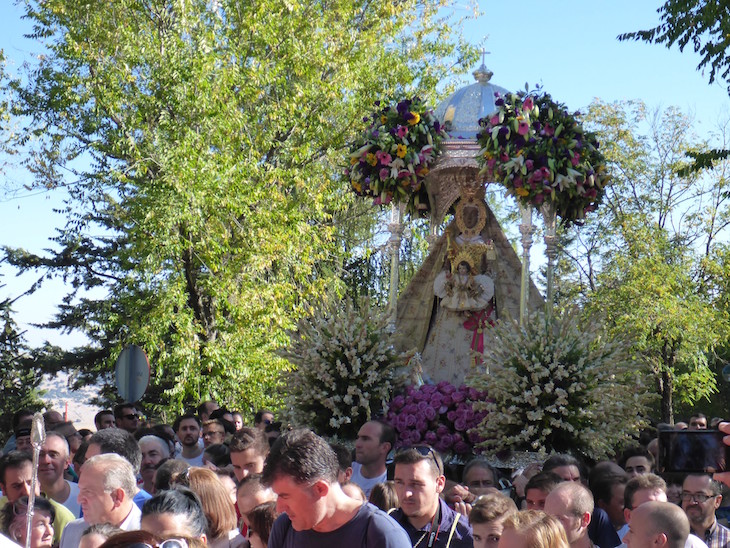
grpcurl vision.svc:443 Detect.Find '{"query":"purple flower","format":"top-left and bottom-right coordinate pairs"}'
top-left (416, 419), bottom-right (427, 432)
top-left (447, 410), bottom-right (457, 422)
top-left (454, 418), bottom-right (467, 431)
top-left (436, 425), bottom-right (450, 436)
top-left (441, 395), bottom-right (453, 407)
top-left (417, 401), bottom-right (428, 411)
top-left (406, 415), bottom-right (417, 427)
top-left (454, 441), bottom-right (471, 454)
top-left (422, 385), bottom-right (437, 394)
top-left (424, 431), bottom-right (438, 445)
top-left (451, 391), bottom-right (465, 403)
top-left (424, 406), bottom-right (437, 421)
top-left (410, 430), bottom-right (422, 443)
top-left (379, 168), bottom-right (389, 180)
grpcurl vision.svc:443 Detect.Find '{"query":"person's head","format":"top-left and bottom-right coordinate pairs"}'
top-left (51, 421), bottom-right (82, 454)
top-left (498, 510), bottom-right (570, 548)
top-left (1, 496), bottom-right (55, 548)
top-left (369, 480), bottom-right (399, 512)
top-left (0, 451), bottom-right (36, 502)
top-left (38, 431), bottom-right (70, 487)
top-left (113, 403), bottom-right (140, 433)
top-left (524, 472), bottom-right (563, 511)
top-left (542, 454), bottom-right (584, 483)
top-left (236, 474), bottom-right (277, 527)
top-left (141, 487), bottom-right (209, 543)
top-left (254, 410), bottom-right (275, 430)
top-left (154, 459), bottom-right (191, 492)
top-left (247, 501), bottom-right (278, 548)
top-left (78, 523), bottom-right (124, 548)
top-left (78, 453), bottom-right (137, 526)
top-left (469, 491), bottom-right (518, 548)
top-left (86, 427), bottom-right (142, 473)
top-left (354, 420), bottom-right (395, 468)
top-left (229, 427), bottom-right (269, 481)
top-left (392, 446), bottom-right (445, 527)
top-left (139, 435), bottom-right (171, 485)
top-left (591, 473), bottom-right (628, 529)
top-left (201, 419), bottom-right (227, 448)
top-left (94, 410), bottom-right (116, 431)
top-left (675, 422), bottom-right (688, 430)
top-left (185, 467), bottom-right (237, 541)
top-left (202, 443), bottom-right (231, 470)
top-left (342, 481), bottom-right (366, 503)
top-left (623, 473), bottom-right (667, 526)
top-left (463, 459), bottom-right (499, 496)
top-left (625, 501), bottom-right (690, 548)
top-left (543, 482), bottom-right (593, 546)
top-left (261, 428), bottom-right (341, 531)
top-left (11, 409), bottom-right (34, 431)
top-left (688, 413), bottom-right (708, 430)
top-left (97, 530), bottom-right (205, 548)
top-left (14, 421), bottom-right (32, 454)
top-left (457, 261), bottom-right (471, 275)
top-left (329, 443), bottom-right (354, 484)
top-left (42, 410), bottom-right (64, 429)
top-left (231, 412), bottom-right (244, 431)
top-left (196, 401), bottom-right (219, 423)
top-left (619, 446), bottom-right (654, 477)
top-left (173, 414), bottom-right (202, 449)
top-left (681, 474), bottom-right (722, 530)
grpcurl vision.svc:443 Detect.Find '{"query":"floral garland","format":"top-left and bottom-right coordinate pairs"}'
top-left (385, 381), bottom-right (488, 455)
top-left (476, 91), bottom-right (610, 227)
top-left (345, 97), bottom-right (447, 216)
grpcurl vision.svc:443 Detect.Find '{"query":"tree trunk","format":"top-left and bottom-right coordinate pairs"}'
top-left (661, 369), bottom-right (673, 424)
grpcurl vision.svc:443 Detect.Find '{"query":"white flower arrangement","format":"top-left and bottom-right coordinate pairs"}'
top-left (279, 297), bottom-right (406, 439)
top-left (469, 309), bottom-right (654, 461)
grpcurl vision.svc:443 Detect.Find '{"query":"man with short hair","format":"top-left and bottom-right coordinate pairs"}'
top-left (619, 447), bottom-right (654, 478)
top-left (524, 471), bottom-right (563, 511)
top-left (544, 481), bottom-right (594, 548)
top-left (689, 414), bottom-right (709, 430)
top-left (254, 409), bottom-right (274, 431)
top-left (625, 501), bottom-right (690, 548)
top-left (173, 414), bottom-right (204, 466)
top-left (38, 431), bottom-right (81, 517)
top-left (59, 454), bottom-right (142, 548)
top-left (543, 454), bottom-right (585, 483)
top-left (237, 474), bottom-right (276, 527)
top-left (618, 473), bottom-right (668, 541)
top-left (114, 403), bottom-right (141, 434)
top-left (229, 427), bottom-right (269, 482)
top-left (141, 487), bottom-right (209, 543)
top-left (85, 427), bottom-right (152, 509)
top-left (201, 419), bottom-right (227, 448)
top-left (138, 435), bottom-right (171, 495)
top-left (94, 410), bottom-right (116, 430)
top-left (264, 428), bottom-right (410, 547)
top-left (0, 451), bottom-right (75, 545)
top-left (681, 474), bottom-right (730, 548)
top-left (351, 420), bottom-right (395, 497)
top-left (390, 446), bottom-right (473, 548)
top-left (330, 444), bottom-right (354, 485)
top-left (462, 459), bottom-right (500, 497)
top-left (1, 409), bottom-right (33, 454)
top-left (593, 474), bottom-right (629, 531)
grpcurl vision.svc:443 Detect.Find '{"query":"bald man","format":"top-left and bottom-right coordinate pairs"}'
top-left (625, 501), bottom-right (689, 548)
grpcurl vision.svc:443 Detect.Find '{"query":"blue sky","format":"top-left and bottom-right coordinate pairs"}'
top-left (1, 0), bottom-right (729, 347)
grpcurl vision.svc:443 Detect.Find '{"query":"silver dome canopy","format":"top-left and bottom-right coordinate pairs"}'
top-left (434, 63), bottom-right (510, 140)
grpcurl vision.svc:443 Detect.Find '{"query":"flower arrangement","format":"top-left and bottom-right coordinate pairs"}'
top-left (476, 91), bottom-right (610, 227)
top-left (468, 310), bottom-right (654, 461)
top-left (279, 297), bottom-right (407, 439)
top-left (385, 381), bottom-right (488, 455)
top-left (345, 97), bottom-right (447, 216)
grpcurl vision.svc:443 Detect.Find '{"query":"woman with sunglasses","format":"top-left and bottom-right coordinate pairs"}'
top-left (0, 496), bottom-right (55, 548)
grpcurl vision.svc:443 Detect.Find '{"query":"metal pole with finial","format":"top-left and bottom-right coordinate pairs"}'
top-left (25, 413), bottom-right (46, 548)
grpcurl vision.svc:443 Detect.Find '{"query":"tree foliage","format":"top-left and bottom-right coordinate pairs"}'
top-left (2, 0), bottom-right (477, 417)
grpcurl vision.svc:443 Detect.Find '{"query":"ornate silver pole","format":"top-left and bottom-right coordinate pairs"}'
top-left (387, 201), bottom-right (406, 332)
top-left (542, 202), bottom-right (558, 324)
top-left (518, 203), bottom-right (534, 326)
top-left (26, 413), bottom-right (46, 548)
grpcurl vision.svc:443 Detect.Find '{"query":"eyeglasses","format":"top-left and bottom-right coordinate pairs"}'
top-left (127, 540), bottom-right (189, 548)
top-left (202, 430), bottom-right (224, 437)
top-left (681, 492), bottom-right (715, 503)
top-left (263, 419), bottom-right (272, 425)
top-left (123, 413), bottom-right (140, 420)
top-left (396, 445), bottom-right (443, 475)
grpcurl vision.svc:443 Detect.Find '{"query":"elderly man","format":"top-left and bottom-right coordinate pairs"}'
top-left (351, 420), bottom-right (395, 497)
top-left (138, 435), bottom-right (171, 494)
top-left (59, 454), bottom-right (141, 548)
top-left (681, 474), bottom-right (730, 548)
top-left (544, 481), bottom-right (594, 548)
top-left (625, 501), bottom-right (690, 548)
top-left (264, 429), bottom-right (409, 547)
top-left (390, 446), bottom-right (473, 548)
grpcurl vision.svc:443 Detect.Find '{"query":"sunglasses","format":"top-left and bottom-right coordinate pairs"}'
top-left (123, 413), bottom-right (140, 420)
top-left (396, 445), bottom-right (443, 475)
top-left (127, 540), bottom-right (188, 548)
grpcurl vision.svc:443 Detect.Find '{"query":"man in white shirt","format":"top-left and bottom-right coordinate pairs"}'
top-left (59, 454), bottom-right (141, 548)
top-left (350, 420), bottom-right (395, 497)
top-left (38, 432), bottom-right (81, 517)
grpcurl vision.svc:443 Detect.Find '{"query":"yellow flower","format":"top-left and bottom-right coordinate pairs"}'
top-left (366, 153), bottom-right (377, 166)
top-left (350, 156), bottom-right (358, 165)
top-left (396, 144), bottom-right (407, 158)
top-left (516, 187), bottom-right (529, 197)
top-left (381, 115), bottom-right (387, 124)
top-left (408, 112), bottom-right (421, 125)
top-left (352, 181), bottom-right (362, 193)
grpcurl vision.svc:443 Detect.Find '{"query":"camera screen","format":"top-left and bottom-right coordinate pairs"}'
top-left (658, 430), bottom-right (727, 473)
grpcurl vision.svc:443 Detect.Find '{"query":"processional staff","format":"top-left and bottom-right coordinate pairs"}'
top-left (25, 413), bottom-right (46, 548)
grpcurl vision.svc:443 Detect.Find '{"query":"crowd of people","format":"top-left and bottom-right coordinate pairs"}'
top-left (0, 403), bottom-right (728, 548)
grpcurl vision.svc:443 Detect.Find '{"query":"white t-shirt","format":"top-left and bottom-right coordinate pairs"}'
top-left (350, 462), bottom-right (387, 498)
top-left (63, 480), bottom-right (81, 517)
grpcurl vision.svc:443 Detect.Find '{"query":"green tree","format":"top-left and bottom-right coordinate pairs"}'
top-left (3, 0), bottom-right (477, 416)
top-left (562, 100), bottom-right (729, 422)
